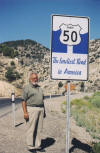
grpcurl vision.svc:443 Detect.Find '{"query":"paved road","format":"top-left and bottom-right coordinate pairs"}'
top-left (0, 98), bottom-right (22, 108)
top-left (0, 98), bottom-right (22, 118)
top-left (0, 92), bottom-right (75, 109)
top-left (0, 95), bottom-right (63, 118)
top-left (0, 92), bottom-right (93, 119)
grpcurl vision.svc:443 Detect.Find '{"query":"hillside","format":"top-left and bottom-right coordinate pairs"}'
top-left (0, 39), bottom-right (65, 96)
top-left (87, 39), bottom-right (100, 92)
top-left (0, 39), bottom-right (100, 97)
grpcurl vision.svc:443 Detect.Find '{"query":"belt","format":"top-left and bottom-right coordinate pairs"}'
top-left (27, 104), bottom-right (44, 108)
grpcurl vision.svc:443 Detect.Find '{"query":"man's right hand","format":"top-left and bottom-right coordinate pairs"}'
top-left (24, 112), bottom-right (29, 121)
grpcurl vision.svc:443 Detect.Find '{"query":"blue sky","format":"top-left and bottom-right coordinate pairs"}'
top-left (0, 0), bottom-right (100, 48)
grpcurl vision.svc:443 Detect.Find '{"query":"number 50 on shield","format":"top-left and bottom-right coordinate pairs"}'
top-left (51, 15), bottom-right (89, 81)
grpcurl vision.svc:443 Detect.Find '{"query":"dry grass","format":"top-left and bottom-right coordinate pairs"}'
top-left (61, 92), bottom-right (100, 140)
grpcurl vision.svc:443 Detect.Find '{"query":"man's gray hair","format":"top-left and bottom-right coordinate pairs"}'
top-left (29, 72), bottom-right (38, 82)
top-left (29, 72), bottom-right (37, 76)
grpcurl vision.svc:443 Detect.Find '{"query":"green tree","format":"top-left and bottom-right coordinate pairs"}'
top-left (15, 71), bottom-right (21, 79)
top-left (14, 51), bottom-right (19, 57)
top-left (20, 59), bottom-right (24, 65)
top-left (3, 46), bottom-right (15, 58)
top-left (91, 142), bottom-right (100, 153)
top-left (0, 45), bottom-right (3, 53)
top-left (80, 82), bottom-right (85, 92)
top-left (58, 81), bottom-right (63, 88)
top-left (5, 67), bottom-right (16, 81)
top-left (5, 67), bottom-right (21, 81)
top-left (10, 61), bottom-right (15, 66)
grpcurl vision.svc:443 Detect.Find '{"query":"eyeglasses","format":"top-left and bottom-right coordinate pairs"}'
top-left (31, 77), bottom-right (38, 80)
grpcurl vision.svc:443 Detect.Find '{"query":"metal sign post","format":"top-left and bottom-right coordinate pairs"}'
top-left (66, 81), bottom-right (70, 153)
top-left (11, 91), bottom-right (15, 127)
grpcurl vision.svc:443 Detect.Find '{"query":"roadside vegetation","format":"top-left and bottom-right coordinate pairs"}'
top-left (0, 45), bottom-right (18, 58)
top-left (90, 142), bottom-right (100, 153)
top-left (61, 92), bottom-right (100, 140)
top-left (5, 67), bottom-right (21, 81)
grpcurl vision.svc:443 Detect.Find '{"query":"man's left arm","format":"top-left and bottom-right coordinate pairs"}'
top-left (22, 86), bottom-right (29, 121)
top-left (22, 101), bottom-right (29, 121)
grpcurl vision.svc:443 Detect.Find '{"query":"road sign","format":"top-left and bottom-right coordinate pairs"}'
top-left (51, 15), bottom-right (89, 81)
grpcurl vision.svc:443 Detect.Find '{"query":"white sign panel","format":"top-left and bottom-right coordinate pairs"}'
top-left (51, 15), bottom-right (89, 81)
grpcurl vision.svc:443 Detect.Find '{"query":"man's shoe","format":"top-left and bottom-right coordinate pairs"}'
top-left (27, 146), bottom-right (37, 153)
top-left (37, 148), bottom-right (45, 152)
top-left (28, 149), bottom-right (37, 153)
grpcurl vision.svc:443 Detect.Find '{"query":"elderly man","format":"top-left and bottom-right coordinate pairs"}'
top-left (22, 72), bottom-right (45, 152)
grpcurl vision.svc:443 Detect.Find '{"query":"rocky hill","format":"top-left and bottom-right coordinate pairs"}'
top-left (0, 39), bottom-right (65, 97)
top-left (0, 39), bottom-right (100, 97)
top-left (87, 39), bottom-right (100, 92)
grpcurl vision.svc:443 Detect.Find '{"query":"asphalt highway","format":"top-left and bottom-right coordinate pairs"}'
top-left (0, 93), bottom-right (92, 119)
top-left (0, 98), bottom-right (22, 108)
top-left (0, 95), bottom-right (62, 118)
top-left (0, 98), bottom-right (22, 118)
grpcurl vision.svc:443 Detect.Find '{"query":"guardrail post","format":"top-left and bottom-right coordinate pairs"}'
top-left (50, 93), bottom-right (51, 99)
top-left (11, 91), bottom-right (15, 127)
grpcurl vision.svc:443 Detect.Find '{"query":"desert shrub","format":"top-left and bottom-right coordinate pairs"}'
top-left (20, 59), bottom-right (24, 65)
top-left (93, 92), bottom-right (100, 97)
top-left (88, 80), bottom-right (93, 83)
top-left (5, 67), bottom-right (16, 81)
top-left (14, 51), bottom-right (19, 56)
top-left (0, 45), bottom-right (19, 58)
top-left (58, 81), bottom-right (63, 88)
top-left (2, 46), bottom-right (15, 58)
top-left (83, 95), bottom-right (90, 101)
top-left (10, 61), bottom-right (15, 66)
top-left (91, 142), bottom-right (100, 153)
top-left (61, 93), bottom-right (100, 140)
top-left (91, 96), bottom-right (100, 108)
top-left (0, 45), bottom-right (3, 53)
top-left (5, 67), bottom-right (21, 81)
top-left (15, 71), bottom-right (21, 79)
top-left (61, 101), bottom-right (66, 113)
top-left (71, 98), bottom-right (92, 109)
top-left (26, 53), bottom-right (30, 58)
top-left (80, 82), bottom-right (85, 92)
top-left (89, 92), bottom-right (100, 108)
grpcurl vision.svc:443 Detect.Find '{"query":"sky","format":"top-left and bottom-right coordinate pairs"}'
top-left (0, 0), bottom-right (100, 48)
